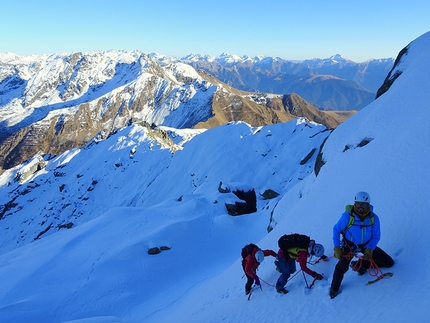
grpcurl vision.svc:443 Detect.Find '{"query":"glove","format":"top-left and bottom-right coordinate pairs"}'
top-left (364, 248), bottom-right (373, 260)
top-left (334, 247), bottom-right (342, 259)
top-left (313, 272), bottom-right (323, 280)
top-left (253, 275), bottom-right (260, 286)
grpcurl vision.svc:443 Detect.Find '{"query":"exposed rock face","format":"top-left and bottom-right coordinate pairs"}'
top-left (281, 93), bottom-right (341, 129)
top-left (15, 157), bottom-right (47, 183)
top-left (376, 46), bottom-right (408, 99)
top-left (194, 73), bottom-right (347, 130)
top-left (260, 189), bottom-right (280, 200)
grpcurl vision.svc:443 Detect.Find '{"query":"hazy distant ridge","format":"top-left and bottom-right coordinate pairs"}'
top-left (154, 53), bottom-right (394, 111)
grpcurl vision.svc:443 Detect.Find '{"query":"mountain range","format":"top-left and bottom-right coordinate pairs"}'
top-left (158, 53), bottom-right (394, 110)
top-left (0, 51), bottom-right (362, 172)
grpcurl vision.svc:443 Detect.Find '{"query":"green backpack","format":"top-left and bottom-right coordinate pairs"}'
top-left (343, 204), bottom-right (375, 233)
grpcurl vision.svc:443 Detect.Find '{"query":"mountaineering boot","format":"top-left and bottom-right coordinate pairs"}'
top-left (350, 261), bottom-right (367, 276)
top-left (357, 267), bottom-right (367, 275)
top-left (329, 288), bottom-right (338, 299)
top-left (277, 287), bottom-right (288, 294)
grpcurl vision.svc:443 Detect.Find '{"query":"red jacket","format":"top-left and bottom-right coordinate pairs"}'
top-left (278, 248), bottom-right (314, 276)
top-left (243, 247), bottom-right (277, 278)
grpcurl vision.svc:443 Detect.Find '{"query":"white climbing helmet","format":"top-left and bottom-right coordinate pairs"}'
top-left (355, 191), bottom-right (371, 203)
top-left (312, 243), bottom-right (325, 258)
top-left (255, 249), bottom-right (264, 263)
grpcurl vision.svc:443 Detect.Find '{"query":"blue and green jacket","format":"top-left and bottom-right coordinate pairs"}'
top-left (333, 204), bottom-right (381, 250)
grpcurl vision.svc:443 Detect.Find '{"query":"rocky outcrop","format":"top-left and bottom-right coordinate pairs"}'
top-left (225, 188), bottom-right (257, 216)
top-left (148, 246), bottom-right (171, 255)
top-left (281, 93), bottom-right (342, 129)
top-left (260, 189), bottom-right (280, 200)
top-left (376, 46), bottom-right (408, 99)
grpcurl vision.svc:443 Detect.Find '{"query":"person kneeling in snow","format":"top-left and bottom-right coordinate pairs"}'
top-left (329, 191), bottom-right (394, 299)
top-left (275, 234), bottom-right (325, 294)
top-left (241, 244), bottom-right (277, 295)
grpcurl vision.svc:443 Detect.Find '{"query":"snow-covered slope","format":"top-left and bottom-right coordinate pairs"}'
top-left (0, 117), bottom-right (329, 322)
top-left (0, 31), bottom-right (429, 323)
top-left (0, 117), bottom-right (328, 254)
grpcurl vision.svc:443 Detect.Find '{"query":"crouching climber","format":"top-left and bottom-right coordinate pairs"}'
top-left (241, 243), bottom-right (277, 295)
top-left (275, 233), bottom-right (325, 294)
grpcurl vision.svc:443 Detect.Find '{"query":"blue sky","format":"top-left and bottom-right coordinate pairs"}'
top-left (1, 0), bottom-right (429, 61)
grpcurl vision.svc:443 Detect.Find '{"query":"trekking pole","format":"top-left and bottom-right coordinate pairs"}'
top-left (302, 271), bottom-right (309, 288)
top-left (286, 269), bottom-right (302, 283)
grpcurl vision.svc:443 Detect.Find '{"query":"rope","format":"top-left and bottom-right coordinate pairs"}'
top-left (341, 239), bottom-right (357, 260)
top-left (260, 277), bottom-right (276, 288)
top-left (342, 251), bottom-right (385, 279)
top-left (308, 255), bottom-right (334, 265)
top-left (248, 254), bottom-right (328, 289)
top-left (259, 268), bottom-right (304, 289)
top-left (368, 258), bottom-right (384, 278)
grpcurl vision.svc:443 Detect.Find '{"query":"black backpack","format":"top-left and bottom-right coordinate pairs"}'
top-left (241, 243), bottom-right (258, 259)
top-left (278, 234), bottom-right (310, 257)
top-left (241, 243), bottom-right (258, 269)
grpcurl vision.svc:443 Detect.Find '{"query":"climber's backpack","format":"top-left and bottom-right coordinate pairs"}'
top-left (278, 233), bottom-right (310, 258)
top-left (342, 205), bottom-right (375, 234)
top-left (241, 243), bottom-right (258, 259)
top-left (241, 243), bottom-right (258, 269)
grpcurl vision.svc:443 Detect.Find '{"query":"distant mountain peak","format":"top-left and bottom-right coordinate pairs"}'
top-left (329, 54), bottom-right (347, 61)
